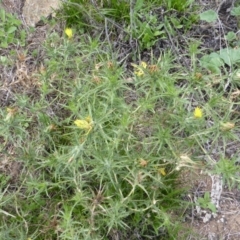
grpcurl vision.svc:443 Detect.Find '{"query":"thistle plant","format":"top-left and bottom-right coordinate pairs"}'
top-left (1, 1), bottom-right (240, 240)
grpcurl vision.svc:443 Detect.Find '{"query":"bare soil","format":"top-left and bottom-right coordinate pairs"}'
top-left (179, 168), bottom-right (240, 239)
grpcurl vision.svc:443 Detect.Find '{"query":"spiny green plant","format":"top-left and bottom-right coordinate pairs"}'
top-left (2, 0), bottom-right (240, 239)
top-left (0, 31), bottom-right (189, 239)
top-left (213, 157), bottom-right (240, 190)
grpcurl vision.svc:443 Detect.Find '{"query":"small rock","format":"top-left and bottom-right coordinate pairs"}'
top-left (203, 213), bottom-right (212, 223)
top-left (22, 0), bottom-right (61, 26)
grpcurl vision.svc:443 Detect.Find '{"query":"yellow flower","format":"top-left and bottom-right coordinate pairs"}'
top-left (158, 168), bottom-right (166, 176)
top-left (74, 116), bottom-right (93, 135)
top-left (131, 61), bottom-right (148, 77)
top-left (194, 107), bottom-right (203, 118)
top-left (65, 28), bottom-right (73, 39)
top-left (140, 61), bottom-right (147, 69)
top-left (135, 69), bottom-right (144, 77)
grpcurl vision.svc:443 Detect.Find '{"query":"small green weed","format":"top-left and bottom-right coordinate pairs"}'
top-left (59, 0), bottom-right (196, 50)
top-left (130, 12), bottom-right (165, 49)
top-left (60, 0), bottom-right (130, 30)
top-left (213, 157), bottom-right (240, 190)
top-left (0, 9), bottom-right (25, 48)
top-left (231, 3), bottom-right (240, 29)
top-left (165, 0), bottom-right (194, 12)
top-left (196, 192), bottom-right (217, 213)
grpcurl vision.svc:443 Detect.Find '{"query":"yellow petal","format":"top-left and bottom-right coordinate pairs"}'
top-left (65, 28), bottom-right (73, 39)
top-left (132, 62), bottom-right (147, 77)
top-left (134, 69), bottom-right (144, 77)
top-left (140, 61), bottom-right (147, 69)
top-left (74, 119), bottom-right (91, 130)
top-left (194, 107), bottom-right (203, 118)
top-left (85, 116), bottom-right (92, 123)
top-left (158, 168), bottom-right (166, 176)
